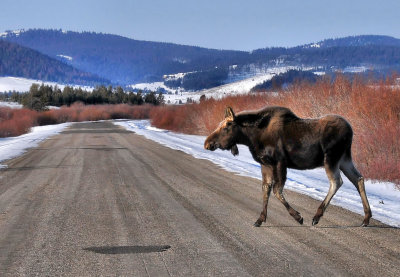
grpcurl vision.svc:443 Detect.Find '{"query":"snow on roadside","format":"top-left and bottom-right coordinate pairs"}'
top-left (0, 123), bottom-right (71, 168)
top-left (115, 119), bottom-right (400, 227)
top-left (0, 101), bottom-right (61, 109)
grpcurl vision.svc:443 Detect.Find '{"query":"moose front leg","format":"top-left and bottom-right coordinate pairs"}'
top-left (254, 165), bottom-right (273, 227)
top-left (273, 162), bottom-right (304, 225)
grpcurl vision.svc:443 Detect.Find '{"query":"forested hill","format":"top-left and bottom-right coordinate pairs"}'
top-left (2, 29), bottom-right (400, 85)
top-left (0, 39), bottom-right (109, 86)
top-left (302, 35), bottom-right (400, 48)
top-left (2, 29), bottom-right (249, 84)
top-left (252, 36), bottom-right (400, 68)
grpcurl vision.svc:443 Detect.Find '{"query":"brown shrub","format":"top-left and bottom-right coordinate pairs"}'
top-left (0, 108), bottom-right (37, 137)
top-left (0, 103), bottom-right (154, 138)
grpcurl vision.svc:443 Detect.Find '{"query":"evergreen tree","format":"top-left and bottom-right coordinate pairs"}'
top-left (22, 84), bottom-right (49, 111)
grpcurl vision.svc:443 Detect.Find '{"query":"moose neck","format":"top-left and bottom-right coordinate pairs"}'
top-left (234, 124), bottom-right (262, 163)
top-left (235, 125), bottom-right (254, 145)
top-left (235, 112), bottom-right (265, 146)
top-left (234, 112), bottom-right (270, 163)
top-left (237, 120), bottom-right (261, 145)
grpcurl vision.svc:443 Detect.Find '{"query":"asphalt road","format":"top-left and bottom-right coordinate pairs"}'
top-left (0, 121), bottom-right (399, 276)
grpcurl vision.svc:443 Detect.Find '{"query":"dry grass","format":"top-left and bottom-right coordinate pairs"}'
top-left (150, 75), bottom-right (400, 184)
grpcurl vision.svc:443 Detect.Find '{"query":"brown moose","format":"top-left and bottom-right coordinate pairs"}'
top-left (204, 106), bottom-right (372, 227)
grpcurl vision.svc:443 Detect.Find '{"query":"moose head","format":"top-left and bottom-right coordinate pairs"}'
top-left (204, 107), bottom-right (239, 156)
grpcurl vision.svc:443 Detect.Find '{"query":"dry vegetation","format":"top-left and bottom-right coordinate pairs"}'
top-left (150, 75), bottom-right (400, 184)
top-left (0, 103), bottom-right (151, 137)
top-left (1, 75), bottom-right (399, 184)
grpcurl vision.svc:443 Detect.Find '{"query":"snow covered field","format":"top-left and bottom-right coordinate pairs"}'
top-left (130, 66), bottom-right (301, 104)
top-left (115, 119), bottom-right (400, 227)
top-left (131, 72), bottom-right (280, 105)
top-left (0, 77), bottom-right (93, 93)
top-left (0, 123), bottom-right (71, 169)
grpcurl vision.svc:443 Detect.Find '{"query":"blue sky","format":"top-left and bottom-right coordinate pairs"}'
top-left (1, 0), bottom-right (399, 51)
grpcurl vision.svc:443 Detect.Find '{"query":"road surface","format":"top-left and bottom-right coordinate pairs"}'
top-left (0, 121), bottom-right (399, 276)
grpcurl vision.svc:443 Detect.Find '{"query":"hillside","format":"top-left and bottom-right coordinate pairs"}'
top-left (0, 39), bottom-right (108, 86)
top-left (252, 38), bottom-right (400, 69)
top-left (302, 35), bottom-right (400, 48)
top-left (2, 29), bottom-right (400, 87)
top-left (2, 29), bottom-right (249, 84)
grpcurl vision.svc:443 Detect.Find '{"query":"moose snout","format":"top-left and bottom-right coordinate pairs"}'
top-left (204, 140), bottom-right (218, 151)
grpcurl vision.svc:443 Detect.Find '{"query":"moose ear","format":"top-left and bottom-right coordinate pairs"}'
top-left (224, 106), bottom-right (235, 120)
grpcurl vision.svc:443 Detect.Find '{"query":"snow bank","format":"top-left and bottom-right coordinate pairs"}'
top-left (115, 119), bottom-right (400, 227)
top-left (0, 123), bottom-right (71, 168)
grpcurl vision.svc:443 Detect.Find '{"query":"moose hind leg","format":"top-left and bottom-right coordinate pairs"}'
top-left (273, 164), bottom-right (303, 225)
top-left (312, 161), bottom-right (342, 226)
top-left (340, 158), bottom-right (372, 226)
top-left (254, 165), bottom-right (273, 227)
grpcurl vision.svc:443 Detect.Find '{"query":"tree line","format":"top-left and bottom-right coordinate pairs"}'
top-left (2, 84), bottom-right (164, 111)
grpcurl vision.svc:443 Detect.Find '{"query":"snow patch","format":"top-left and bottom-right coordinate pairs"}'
top-left (343, 66), bottom-right (368, 73)
top-left (172, 57), bottom-right (188, 64)
top-left (0, 29), bottom-right (25, 38)
top-left (115, 119), bottom-right (400, 227)
top-left (57, 54), bottom-right (73, 61)
top-left (163, 72), bottom-right (192, 81)
top-left (0, 101), bottom-right (23, 109)
top-left (129, 81), bottom-right (182, 95)
top-left (0, 77), bottom-right (93, 93)
top-left (0, 123), bottom-right (71, 168)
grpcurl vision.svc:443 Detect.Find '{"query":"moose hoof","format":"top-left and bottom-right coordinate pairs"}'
top-left (298, 217), bottom-right (304, 225)
top-left (312, 217), bottom-right (319, 226)
top-left (254, 221), bottom-right (262, 227)
top-left (361, 218), bottom-right (370, 227)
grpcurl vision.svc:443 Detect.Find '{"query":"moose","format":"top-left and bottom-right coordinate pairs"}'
top-left (204, 106), bottom-right (372, 227)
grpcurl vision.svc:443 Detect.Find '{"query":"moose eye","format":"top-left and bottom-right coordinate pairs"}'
top-left (223, 122), bottom-right (232, 131)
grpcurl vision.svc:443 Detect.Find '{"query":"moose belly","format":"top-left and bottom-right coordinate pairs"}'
top-left (285, 143), bottom-right (324, 170)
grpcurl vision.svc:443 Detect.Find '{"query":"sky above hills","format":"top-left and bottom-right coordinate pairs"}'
top-left (1, 0), bottom-right (399, 51)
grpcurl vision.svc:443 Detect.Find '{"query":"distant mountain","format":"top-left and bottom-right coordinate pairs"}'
top-left (2, 29), bottom-right (249, 84)
top-left (2, 29), bottom-right (400, 87)
top-left (0, 39), bottom-right (109, 86)
top-left (302, 35), bottom-right (400, 49)
top-left (252, 34), bottom-right (400, 67)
